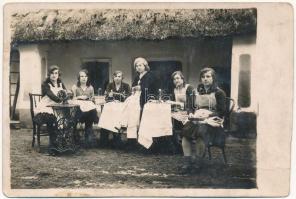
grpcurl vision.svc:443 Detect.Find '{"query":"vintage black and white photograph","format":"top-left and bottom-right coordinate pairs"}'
top-left (2, 2), bottom-right (293, 198)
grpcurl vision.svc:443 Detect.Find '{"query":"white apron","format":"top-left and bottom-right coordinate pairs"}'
top-left (34, 83), bottom-right (63, 115)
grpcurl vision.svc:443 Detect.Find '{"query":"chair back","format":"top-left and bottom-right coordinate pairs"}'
top-left (224, 97), bottom-right (235, 130)
top-left (29, 93), bottom-right (42, 122)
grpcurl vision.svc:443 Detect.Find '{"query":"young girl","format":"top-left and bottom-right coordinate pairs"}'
top-left (72, 69), bottom-right (98, 147)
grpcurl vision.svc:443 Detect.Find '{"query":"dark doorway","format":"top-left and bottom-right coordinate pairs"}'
top-left (82, 60), bottom-right (110, 95)
top-left (148, 61), bottom-right (182, 93)
top-left (211, 66), bottom-right (231, 98)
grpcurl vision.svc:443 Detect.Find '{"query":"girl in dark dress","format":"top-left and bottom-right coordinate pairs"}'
top-left (181, 67), bottom-right (226, 173)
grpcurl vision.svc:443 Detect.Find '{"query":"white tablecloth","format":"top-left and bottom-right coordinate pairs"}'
top-left (97, 102), bottom-right (125, 133)
top-left (138, 102), bottom-right (173, 148)
top-left (68, 100), bottom-right (97, 112)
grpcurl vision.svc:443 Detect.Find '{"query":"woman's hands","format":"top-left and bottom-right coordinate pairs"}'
top-left (132, 85), bottom-right (141, 92)
top-left (76, 95), bottom-right (89, 100)
top-left (108, 90), bottom-right (114, 97)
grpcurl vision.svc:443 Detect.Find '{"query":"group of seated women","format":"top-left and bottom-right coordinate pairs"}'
top-left (34, 57), bottom-right (226, 173)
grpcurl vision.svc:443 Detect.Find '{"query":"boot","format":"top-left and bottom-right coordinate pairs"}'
top-left (180, 156), bottom-right (192, 174)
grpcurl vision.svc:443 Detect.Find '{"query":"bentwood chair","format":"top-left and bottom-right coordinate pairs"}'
top-left (201, 97), bottom-right (235, 164)
top-left (29, 93), bottom-right (51, 150)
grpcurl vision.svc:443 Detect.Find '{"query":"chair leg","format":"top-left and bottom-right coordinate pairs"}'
top-left (222, 147), bottom-right (227, 165)
top-left (37, 125), bottom-right (41, 151)
top-left (208, 147), bottom-right (212, 160)
top-left (32, 123), bottom-right (36, 147)
top-left (202, 147), bottom-right (206, 158)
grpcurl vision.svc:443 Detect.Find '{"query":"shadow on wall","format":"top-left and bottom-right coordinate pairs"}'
top-left (230, 111), bottom-right (257, 138)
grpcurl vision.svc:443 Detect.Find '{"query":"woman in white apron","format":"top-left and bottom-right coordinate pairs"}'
top-left (116, 57), bottom-right (159, 149)
top-left (34, 65), bottom-right (66, 152)
top-left (71, 69), bottom-right (98, 148)
top-left (167, 71), bottom-right (196, 154)
top-left (181, 67), bottom-right (226, 174)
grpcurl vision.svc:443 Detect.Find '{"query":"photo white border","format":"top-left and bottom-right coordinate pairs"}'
top-left (1, 0), bottom-right (295, 198)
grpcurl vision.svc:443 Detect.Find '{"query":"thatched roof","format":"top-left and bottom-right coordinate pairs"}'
top-left (11, 9), bottom-right (256, 42)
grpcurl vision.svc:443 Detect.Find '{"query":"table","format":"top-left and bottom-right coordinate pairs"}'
top-left (138, 102), bottom-right (173, 148)
top-left (47, 103), bottom-right (80, 153)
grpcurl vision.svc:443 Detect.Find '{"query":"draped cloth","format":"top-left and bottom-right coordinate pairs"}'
top-left (138, 102), bottom-right (172, 149)
top-left (119, 92), bottom-right (141, 138)
top-left (98, 101), bottom-right (125, 133)
top-left (68, 100), bottom-right (97, 112)
top-left (98, 92), bottom-right (141, 139)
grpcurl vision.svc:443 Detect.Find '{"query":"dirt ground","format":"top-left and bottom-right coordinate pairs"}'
top-left (10, 128), bottom-right (256, 189)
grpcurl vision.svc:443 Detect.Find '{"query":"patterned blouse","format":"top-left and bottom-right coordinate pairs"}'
top-left (71, 84), bottom-right (94, 100)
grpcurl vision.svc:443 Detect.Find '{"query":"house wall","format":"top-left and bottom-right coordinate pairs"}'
top-left (17, 37), bottom-right (232, 127)
top-left (230, 34), bottom-right (257, 137)
top-left (45, 38), bottom-right (232, 90)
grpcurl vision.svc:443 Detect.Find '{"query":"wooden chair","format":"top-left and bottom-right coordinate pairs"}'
top-left (29, 93), bottom-right (50, 149)
top-left (201, 97), bottom-right (235, 164)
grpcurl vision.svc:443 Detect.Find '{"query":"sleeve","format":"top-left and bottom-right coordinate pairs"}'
top-left (105, 83), bottom-right (113, 102)
top-left (132, 76), bottom-right (139, 87)
top-left (89, 86), bottom-right (94, 99)
top-left (215, 88), bottom-right (226, 118)
top-left (71, 85), bottom-right (77, 98)
top-left (41, 82), bottom-right (61, 103)
top-left (105, 83), bottom-right (112, 93)
top-left (61, 82), bottom-right (66, 90)
top-left (186, 85), bottom-right (196, 114)
top-left (125, 83), bottom-right (131, 97)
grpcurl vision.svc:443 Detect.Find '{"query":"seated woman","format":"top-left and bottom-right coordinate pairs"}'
top-left (99, 71), bottom-right (131, 147)
top-left (34, 65), bottom-right (66, 153)
top-left (71, 69), bottom-right (98, 148)
top-left (167, 71), bottom-right (195, 153)
top-left (105, 70), bottom-right (131, 102)
top-left (181, 67), bottom-right (226, 173)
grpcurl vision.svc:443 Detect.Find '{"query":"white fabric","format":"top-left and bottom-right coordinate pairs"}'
top-left (119, 92), bottom-right (141, 138)
top-left (68, 100), bottom-right (96, 112)
top-left (138, 102), bottom-right (172, 149)
top-left (193, 109), bottom-right (213, 119)
top-left (98, 101), bottom-right (125, 133)
top-left (204, 116), bottom-right (224, 128)
top-left (98, 92), bottom-right (141, 138)
top-left (34, 83), bottom-right (63, 114)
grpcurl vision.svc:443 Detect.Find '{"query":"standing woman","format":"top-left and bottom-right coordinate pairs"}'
top-left (132, 57), bottom-right (159, 109)
top-left (181, 67), bottom-right (226, 173)
top-left (71, 69), bottom-right (98, 147)
top-left (116, 57), bottom-right (159, 144)
top-left (34, 65), bottom-right (66, 152)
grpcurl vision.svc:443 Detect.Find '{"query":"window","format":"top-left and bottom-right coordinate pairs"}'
top-left (81, 59), bottom-right (111, 95)
top-left (238, 54), bottom-right (251, 107)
